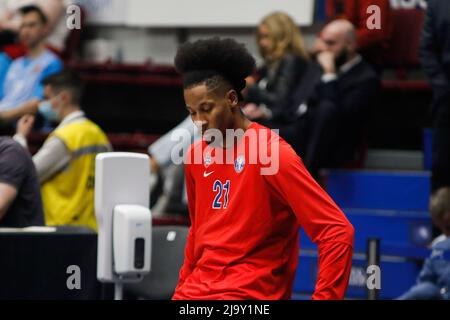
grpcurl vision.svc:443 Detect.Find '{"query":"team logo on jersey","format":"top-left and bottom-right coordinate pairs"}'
top-left (234, 155), bottom-right (245, 173)
top-left (204, 153), bottom-right (212, 168)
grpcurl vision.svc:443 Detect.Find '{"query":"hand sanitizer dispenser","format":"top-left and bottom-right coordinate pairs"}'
top-left (113, 204), bottom-right (151, 276)
top-left (95, 152), bottom-right (152, 298)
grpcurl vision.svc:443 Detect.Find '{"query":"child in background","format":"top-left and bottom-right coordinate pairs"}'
top-left (398, 187), bottom-right (450, 300)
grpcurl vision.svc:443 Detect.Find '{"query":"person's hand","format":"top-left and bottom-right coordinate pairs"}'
top-left (149, 156), bottom-right (160, 174)
top-left (241, 76), bottom-right (257, 98)
top-left (242, 103), bottom-right (267, 120)
top-left (312, 37), bottom-right (327, 55)
top-left (242, 103), bottom-right (258, 119)
top-left (245, 76), bottom-right (256, 88)
top-left (16, 114), bottom-right (35, 138)
top-left (317, 51), bottom-right (336, 75)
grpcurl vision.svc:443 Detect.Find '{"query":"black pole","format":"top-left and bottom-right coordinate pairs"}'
top-left (367, 238), bottom-right (380, 300)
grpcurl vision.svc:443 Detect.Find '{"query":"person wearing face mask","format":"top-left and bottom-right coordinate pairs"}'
top-left (13, 70), bottom-right (111, 231)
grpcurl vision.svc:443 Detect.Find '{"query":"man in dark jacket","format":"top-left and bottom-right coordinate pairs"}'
top-left (419, 0), bottom-right (450, 192)
top-left (280, 20), bottom-right (380, 178)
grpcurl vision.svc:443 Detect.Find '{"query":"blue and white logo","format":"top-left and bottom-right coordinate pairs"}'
top-left (234, 155), bottom-right (245, 173)
top-left (204, 153), bottom-right (212, 167)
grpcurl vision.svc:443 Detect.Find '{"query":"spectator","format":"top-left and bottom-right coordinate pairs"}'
top-left (315, 0), bottom-right (392, 71)
top-left (0, 0), bottom-right (66, 49)
top-left (398, 187), bottom-right (450, 300)
top-left (0, 136), bottom-right (44, 227)
top-left (283, 19), bottom-right (380, 178)
top-left (242, 11), bottom-right (309, 123)
top-left (148, 116), bottom-right (199, 217)
top-left (0, 5), bottom-right (63, 123)
top-left (14, 70), bottom-right (111, 231)
top-left (0, 1), bottom-right (69, 92)
top-left (419, 0), bottom-right (450, 193)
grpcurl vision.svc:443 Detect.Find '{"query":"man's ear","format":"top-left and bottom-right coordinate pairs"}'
top-left (60, 90), bottom-right (71, 104)
top-left (347, 40), bottom-right (357, 54)
top-left (226, 90), bottom-right (239, 107)
top-left (43, 85), bottom-right (52, 99)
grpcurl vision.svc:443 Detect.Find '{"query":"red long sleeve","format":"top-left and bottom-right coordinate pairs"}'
top-left (263, 140), bottom-right (354, 299)
top-left (173, 123), bottom-right (354, 300)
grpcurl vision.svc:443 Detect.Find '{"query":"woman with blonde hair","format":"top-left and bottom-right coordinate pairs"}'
top-left (243, 11), bottom-right (310, 123)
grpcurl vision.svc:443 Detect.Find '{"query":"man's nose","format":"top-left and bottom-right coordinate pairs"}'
top-left (193, 117), bottom-right (207, 131)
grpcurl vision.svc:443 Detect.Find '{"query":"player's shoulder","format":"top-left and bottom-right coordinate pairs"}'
top-left (250, 122), bottom-right (298, 158)
top-left (187, 139), bottom-right (203, 155)
top-left (185, 140), bottom-right (204, 167)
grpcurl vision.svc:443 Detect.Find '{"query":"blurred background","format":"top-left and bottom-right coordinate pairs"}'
top-left (1, 0), bottom-right (449, 301)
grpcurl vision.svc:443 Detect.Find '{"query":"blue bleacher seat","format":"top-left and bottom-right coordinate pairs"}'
top-left (326, 170), bottom-right (431, 211)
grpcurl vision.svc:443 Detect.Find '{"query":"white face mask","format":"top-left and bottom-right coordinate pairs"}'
top-left (38, 100), bottom-right (59, 122)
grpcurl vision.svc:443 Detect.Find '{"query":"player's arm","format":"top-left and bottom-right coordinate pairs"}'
top-left (264, 143), bottom-right (354, 299)
top-left (173, 157), bottom-right (197, 293)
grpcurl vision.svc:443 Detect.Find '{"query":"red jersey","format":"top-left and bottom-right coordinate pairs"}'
top-left (172, 123), bottom-right (354, 300)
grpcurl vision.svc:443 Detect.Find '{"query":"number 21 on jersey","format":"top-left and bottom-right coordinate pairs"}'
top-left (212, 180), bottom-right (230, 209)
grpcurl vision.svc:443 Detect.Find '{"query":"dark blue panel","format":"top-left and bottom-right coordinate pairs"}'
top-left (423, 129), bottom-right (433, 171)
top-left (326, 170), bottom-right (431, 211)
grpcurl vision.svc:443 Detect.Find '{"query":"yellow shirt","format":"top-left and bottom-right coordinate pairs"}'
top-left (41, 115), bottom-right (110, 231)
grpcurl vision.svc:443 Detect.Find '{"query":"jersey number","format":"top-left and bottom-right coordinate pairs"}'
top-left (212, 180), bottom-right (230, 209)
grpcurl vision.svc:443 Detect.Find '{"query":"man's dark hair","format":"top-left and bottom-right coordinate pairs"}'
top-left (42, 70), bottom-right (85, 105)
top-left (20, 5), bottom-right (48, 25)
top-left (174, 38), bottom-right (256, 101)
